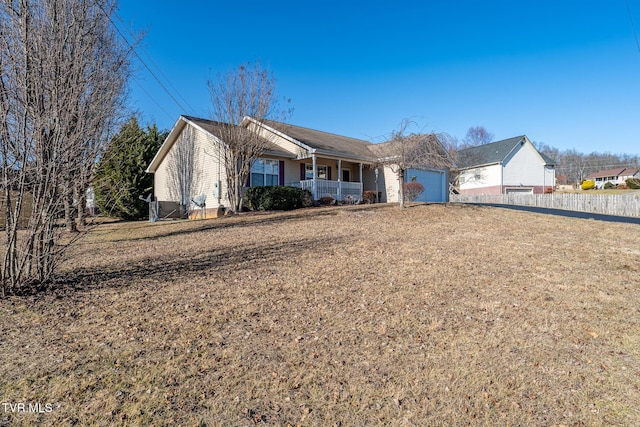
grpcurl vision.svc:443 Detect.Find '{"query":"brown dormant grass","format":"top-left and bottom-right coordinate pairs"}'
top-left (1, 204), bottom-right (639, 426)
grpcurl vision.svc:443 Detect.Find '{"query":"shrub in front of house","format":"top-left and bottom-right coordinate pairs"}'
top-left (403, 181), bottom-right (425, 202)
top-left (318, 195), bottom-right (335, 206)
top-left (243, 186), bottom-right (313, 211)
top-left (362, 190), bottom-right (379, 204)
top-left (604, 182), bottom-right (615, 189)
top-left (581, 179), bottom-right (595, 190)
top-left (626, 178), bottom-right (640, 189)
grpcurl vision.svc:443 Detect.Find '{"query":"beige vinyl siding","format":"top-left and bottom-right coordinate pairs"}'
top-left (282, 159), bottom-right (302, 186)
top-left (247, 121), bottom-right (309, 157)
top-left (382, 165), bottom-right (400, 203)
top-left (153, 123), bottom-right (230, 208)
top-left (199, 131), bottom-right (229, 208)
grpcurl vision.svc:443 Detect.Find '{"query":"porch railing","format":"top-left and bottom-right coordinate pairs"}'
top-left (292, 180), bottom-right (363, 201)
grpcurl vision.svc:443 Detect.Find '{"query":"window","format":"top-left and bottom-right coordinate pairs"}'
top-left (251, 159), bottom-right (279, 187)
top-left (305, 164), bottom-right (328, 180)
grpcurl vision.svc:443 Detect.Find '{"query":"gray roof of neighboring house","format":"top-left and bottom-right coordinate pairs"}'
top-left (457, 135), bottom-right (555, 168)
top-left (261, 119), bottom-right (376, 161)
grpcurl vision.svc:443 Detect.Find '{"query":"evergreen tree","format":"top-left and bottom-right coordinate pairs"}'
top-left (94, 117), bottom-right (166, 219)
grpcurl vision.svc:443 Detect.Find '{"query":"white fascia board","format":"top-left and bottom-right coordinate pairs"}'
top-left (146, 115), bottom-right (226, 173)
top-left (146, 116), bottom-right (186, 173)
top-left (312, 149), bottom-right (376, 164)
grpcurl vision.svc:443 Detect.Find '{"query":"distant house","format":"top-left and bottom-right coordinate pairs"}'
top-left (146, 116), bottom-right (450, 217)
top-left (585, 167), bottom-right (640, 188)
top-left (456, 135), bottom-right (555, 195)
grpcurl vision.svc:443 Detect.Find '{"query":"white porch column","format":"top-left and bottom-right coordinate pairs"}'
top-left (337, 159), bottom-right (342, 200)
top-left (359, 163), bottom-right (363, 199)
top-left (312, 154), bottom-right (317, 200)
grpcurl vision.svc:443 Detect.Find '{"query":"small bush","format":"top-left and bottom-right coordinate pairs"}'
top-left (544, 186), bottom-right (554, 194)
top-left (319, 195), bottom-right (335, 206)
top-left (581, 179), bottom-right (595, 190)
top-left (403, 181), bottom-right (425, 202)
top-left (626, 178), bottom-right (640, 189)
top-left (604, 182), bottom-right (615, 189)
top-left (618, 182), bottom-right (628, 190)
top-left (362, 191), bottom-right (380, 204)
top-left (243, 186), bottom-right (313, 211)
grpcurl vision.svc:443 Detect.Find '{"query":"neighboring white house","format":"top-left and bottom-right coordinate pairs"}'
top-left (585, 167), bottom-right (640, 188)
top-left (456, 135), bottom-right (555, 195)
top-left (146, 115), bottom-right (450, 217)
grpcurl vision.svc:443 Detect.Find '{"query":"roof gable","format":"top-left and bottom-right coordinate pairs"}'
top-left (456, 135), bottom-right (554, 169)
top-left (147, 115), bottom-right (241, 173)
top-left (457, 136), bottom-right (525, 168)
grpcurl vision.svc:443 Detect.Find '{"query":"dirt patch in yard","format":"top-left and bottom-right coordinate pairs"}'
top-left (1, 203), bottom-right (639, 426)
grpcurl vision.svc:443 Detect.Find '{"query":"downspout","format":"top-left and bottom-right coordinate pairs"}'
top-left (312, 154), bottom-right (317, 200)
top-left (217, 143), bottom-right (222, 205)
top-left (337, 159), bottom-right (342, 200)
top-left (359, 163), bottom-right (363, 199)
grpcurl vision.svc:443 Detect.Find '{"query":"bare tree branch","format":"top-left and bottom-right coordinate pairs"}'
top-left (207, 61), bottom-right (291, 213)
top-left (372, 120), bottom-right (453, 208)
top-left (0, 0), bottom-right (132, 295)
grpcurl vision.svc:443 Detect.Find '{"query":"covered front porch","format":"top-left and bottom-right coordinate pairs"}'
top-left (290, 156), bottom-right (373, 202)
top-left (293, 179), bottom-right (363, 201)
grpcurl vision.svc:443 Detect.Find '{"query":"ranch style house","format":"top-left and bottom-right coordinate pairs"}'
top-left (146, 116), bottom-right (450, 218)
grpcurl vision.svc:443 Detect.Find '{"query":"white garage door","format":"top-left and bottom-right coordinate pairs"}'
top-left (405, 169), bottom-right (449, 202)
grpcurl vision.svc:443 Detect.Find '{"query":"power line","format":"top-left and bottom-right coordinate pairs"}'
top-left (626, 0), bottom-right (640, 54)
top-left (131, 76), bottom-right (174, 122)
top-left (110, 12), bottom-right (197, 114)
top-left (97, 3), bottom-right (193, 116)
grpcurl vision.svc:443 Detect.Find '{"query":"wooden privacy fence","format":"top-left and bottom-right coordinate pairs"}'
top-left (450, 193), bottom-right (640, 218)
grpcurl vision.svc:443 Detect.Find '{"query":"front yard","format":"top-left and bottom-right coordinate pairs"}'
top-left (1, 204), bottom-right (639, 425)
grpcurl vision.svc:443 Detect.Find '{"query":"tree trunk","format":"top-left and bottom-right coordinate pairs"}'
top-left (76, 184), bottom-right (86, 227)
top-left (63, 181), bottom-right (78, 233)
top-left (398, 170), bottom-right (406, 208)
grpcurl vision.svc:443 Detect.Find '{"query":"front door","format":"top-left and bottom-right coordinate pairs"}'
top-left (342, 169), bottom-right (351, 182)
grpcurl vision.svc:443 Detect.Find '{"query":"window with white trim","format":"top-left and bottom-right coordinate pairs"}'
top-left (251, 158), bottom-right (279, 186)
top-left (305, 164), bottom-right (328, 180)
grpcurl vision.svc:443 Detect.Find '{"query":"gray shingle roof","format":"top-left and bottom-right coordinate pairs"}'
top-left (457, 135), bottom-right (555, 168)
top-left (457, 136), bottom-right (525, 168)
top-left (183, 116), bottom-right (294, 158)
top-left (182, 115), bottom-right (230, 133)
top-left (261, 119), bottom-right (376, 161)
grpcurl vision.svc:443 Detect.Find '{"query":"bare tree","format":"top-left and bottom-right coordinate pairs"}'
top-left (207, 61), bottom-right (291, 213)
top-left (0, 0), bottom-right (131, 296)
top-left (463, 126), bottom-right (494, 148)
top-left (373, 120), bottom-right (453, 208)
top-left (167, 127), bottom-right (201, 218)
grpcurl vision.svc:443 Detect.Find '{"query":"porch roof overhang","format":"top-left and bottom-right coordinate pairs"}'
top-left (295, 148), bottom-right (377, 165)
top-left (264, 148), bottom-right (297, 159)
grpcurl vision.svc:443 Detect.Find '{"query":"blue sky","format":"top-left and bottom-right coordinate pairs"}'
top-left (118, 1), bottom-right (640, 155)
